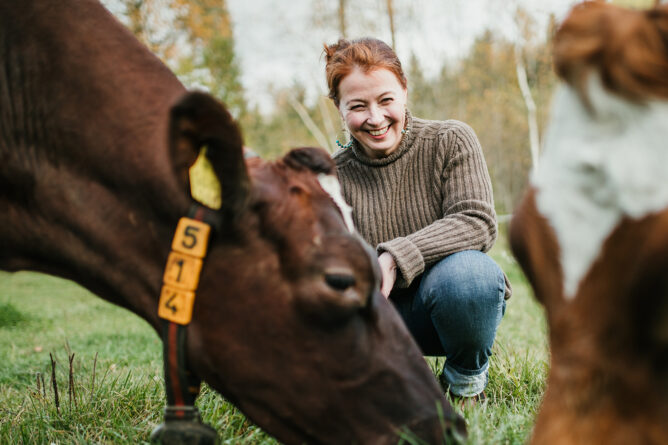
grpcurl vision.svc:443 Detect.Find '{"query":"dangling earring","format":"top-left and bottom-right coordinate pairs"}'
top-left (336, 138), bottom-right (353, 149)
top-left (400, 107), bottom-right (410, 136)
top-left (336, 126), bottom-right (353, 149)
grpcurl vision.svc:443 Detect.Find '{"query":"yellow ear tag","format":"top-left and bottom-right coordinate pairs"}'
top-left (189, 146), bottom-right (222, 210)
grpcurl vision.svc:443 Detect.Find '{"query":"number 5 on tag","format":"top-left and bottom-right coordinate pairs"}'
top-left (171, 218), bottom-right (211, 258)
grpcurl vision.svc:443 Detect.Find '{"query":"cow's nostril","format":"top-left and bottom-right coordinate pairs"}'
top-left (324, 273), bottom-right (356, 291)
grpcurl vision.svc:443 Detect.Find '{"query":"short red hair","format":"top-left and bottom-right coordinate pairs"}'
top-left (323, 38), bottom-right (407, 106)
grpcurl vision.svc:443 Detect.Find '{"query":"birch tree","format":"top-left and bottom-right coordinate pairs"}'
top-left (513, 8), bottom-right (541, 170)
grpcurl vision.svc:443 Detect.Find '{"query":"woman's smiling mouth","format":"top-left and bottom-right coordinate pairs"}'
top-left (368, 126), bottom-right (389, 137)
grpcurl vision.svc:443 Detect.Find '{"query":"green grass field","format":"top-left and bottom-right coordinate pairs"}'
top-left (0, 232), bottom-right (548, 444)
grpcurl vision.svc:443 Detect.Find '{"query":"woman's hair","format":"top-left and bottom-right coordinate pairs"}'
top-left (554, 1), bottom-right (668, 102)
top-left (323, 37), bottom-right (407, 106)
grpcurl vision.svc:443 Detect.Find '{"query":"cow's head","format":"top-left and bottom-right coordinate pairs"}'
top-left (163, 92), bottom-right (465, 444)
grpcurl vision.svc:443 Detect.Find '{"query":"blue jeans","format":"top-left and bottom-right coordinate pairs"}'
top-left (389, 250), bottom-right (506, 397)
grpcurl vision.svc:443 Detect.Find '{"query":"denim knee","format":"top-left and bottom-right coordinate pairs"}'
top-left (417, 250), bottom-right (505, 373)
top-left (420, 251), bottom-right (505, 312)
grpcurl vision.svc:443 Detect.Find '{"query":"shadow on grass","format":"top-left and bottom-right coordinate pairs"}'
top-left (0, 302), bottom-right (29, 329)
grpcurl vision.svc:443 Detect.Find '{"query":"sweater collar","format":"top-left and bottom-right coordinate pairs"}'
top-left (349, 109), bottom-right (415, 166)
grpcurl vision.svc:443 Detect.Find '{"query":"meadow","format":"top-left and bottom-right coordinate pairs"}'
top-left (0, 228), bottom-right (548, 444)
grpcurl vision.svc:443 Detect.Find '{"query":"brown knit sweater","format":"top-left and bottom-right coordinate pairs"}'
top-left (333, 111), bottom-right (511, 297)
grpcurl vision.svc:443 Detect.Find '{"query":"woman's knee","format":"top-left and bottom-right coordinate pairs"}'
top-left (413, 251), bottom-right (506, 370)
top-left (419, 250), bottom-right (505, 309)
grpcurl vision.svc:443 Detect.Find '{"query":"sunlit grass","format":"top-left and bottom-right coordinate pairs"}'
top-left (0, 227), bottom-right (547, 444)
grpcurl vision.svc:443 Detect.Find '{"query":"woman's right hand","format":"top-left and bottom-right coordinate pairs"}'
top-left (378, 252), bottom-right (397, 298)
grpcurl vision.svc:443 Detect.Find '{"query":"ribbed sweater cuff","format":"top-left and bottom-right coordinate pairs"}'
top-left (377, 237), bottom-right (425, 288)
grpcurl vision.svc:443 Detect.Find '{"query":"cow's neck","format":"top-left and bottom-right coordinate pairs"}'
top-left (535, 358), bottom-right (668, 444)
top-left (533, 75), bottom-right (668, 300)
top-left (0, 0), bottom-right (188, 329)
top-left (536, 300), bottom-right (668, 444)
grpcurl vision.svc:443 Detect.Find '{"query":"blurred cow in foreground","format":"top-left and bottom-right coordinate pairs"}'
top-left (510, 2), bottom-right (668, 444)
top-left (0, 0), bottom-right (464, 443)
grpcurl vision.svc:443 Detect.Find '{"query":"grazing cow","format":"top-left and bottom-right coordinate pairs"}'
top-left (510, 2), bottom-right (668, 444)
top-left (0, 0), bottom-right (466, 443)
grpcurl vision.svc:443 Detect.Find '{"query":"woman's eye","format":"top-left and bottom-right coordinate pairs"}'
top-left (381, 97), bottom-right (393, 104)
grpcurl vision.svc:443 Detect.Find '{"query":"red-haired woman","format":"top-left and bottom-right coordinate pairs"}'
top-left (324, 37), bottom-right (511, 402)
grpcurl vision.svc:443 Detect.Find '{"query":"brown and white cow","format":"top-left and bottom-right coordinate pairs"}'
top-left (510, 2), bottom-right (668, 444)
top-left (0, 0), bottom-right (465, 443)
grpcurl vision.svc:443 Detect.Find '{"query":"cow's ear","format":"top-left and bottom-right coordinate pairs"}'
top-left (169, 92), bottom-right (250, 221)
top-left (283, 147), bottom-right (336, 175)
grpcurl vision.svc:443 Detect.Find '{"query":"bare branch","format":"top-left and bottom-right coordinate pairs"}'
top-left (288, 95), bottom-right (334, 153)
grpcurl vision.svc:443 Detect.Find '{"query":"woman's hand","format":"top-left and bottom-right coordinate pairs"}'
top-left (378, 252), bottom-right (397, 298)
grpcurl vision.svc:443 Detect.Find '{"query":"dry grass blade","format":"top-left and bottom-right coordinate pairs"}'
top-left (49, 353), bottom-right (59, 414)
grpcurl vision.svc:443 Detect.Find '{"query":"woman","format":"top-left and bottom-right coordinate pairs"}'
top-left (324, 37), bottom-right (511, 401)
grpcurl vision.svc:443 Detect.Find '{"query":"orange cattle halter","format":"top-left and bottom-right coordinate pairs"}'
top-left (150, 204), bottom-right (219, 444)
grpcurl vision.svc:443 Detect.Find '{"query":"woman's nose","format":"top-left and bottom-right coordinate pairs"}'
top-left (366, 105), bottom-right (383, 126)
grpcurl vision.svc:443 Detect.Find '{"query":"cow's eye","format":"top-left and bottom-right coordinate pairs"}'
top-left (325, 273), bottom-right (356, 291)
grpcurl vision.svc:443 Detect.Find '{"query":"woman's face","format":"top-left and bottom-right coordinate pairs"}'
top-left (338, 67), bottom-right (408, 159)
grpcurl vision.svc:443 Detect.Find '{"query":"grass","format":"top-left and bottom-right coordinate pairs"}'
top-left (0, 229), bottom-right (548, 444)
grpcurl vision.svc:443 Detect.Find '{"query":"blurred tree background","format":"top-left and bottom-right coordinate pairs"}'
top-left (103, 0), bottom-right (654, 216)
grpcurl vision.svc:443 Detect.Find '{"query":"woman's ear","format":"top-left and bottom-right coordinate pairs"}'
top-left (168, 91), bottom-right (250, 223)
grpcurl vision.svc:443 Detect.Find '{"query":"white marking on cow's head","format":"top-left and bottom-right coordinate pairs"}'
top-left (317, 174), bottom-right (355, 233)
top-left (534, 73), bottom-right (668, 299)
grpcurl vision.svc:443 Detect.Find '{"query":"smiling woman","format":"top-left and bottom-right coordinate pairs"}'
top-left (324, 37), bottom-right (512, 402)
top-left (337, 67), bottom-right (408, 159)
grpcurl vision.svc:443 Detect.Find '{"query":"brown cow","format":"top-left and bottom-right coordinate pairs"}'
top-left (510, 2), bottom-right (668, 444)
top-left (0, 0), bottom-right (466, 443)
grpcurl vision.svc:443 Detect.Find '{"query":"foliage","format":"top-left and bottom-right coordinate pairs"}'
top-left (406, 18), bottom-right (558, 215)
top-left (110, 0), bottom-right (245, 117)
top-left (103, 1), bottom-right (566, 213)
top-left (171, 0), bottom-right (246, 117)
top-left (240, 89), bottom-right (340, 160)
top-left (242, 19), bottom-right (558, 212)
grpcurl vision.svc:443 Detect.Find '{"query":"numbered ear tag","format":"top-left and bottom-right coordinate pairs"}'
top-left (163, 252), bottom-right (203, 291)
top-left (171, 218), bottom-right (211, 258)
top-left (158, 285), bottom-right (196, 325)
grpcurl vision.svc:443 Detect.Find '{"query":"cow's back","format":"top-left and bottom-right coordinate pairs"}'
top-left (0, 0), bottom-right (185, 313)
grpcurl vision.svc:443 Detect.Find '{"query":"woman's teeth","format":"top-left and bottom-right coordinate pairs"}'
top-left (369, 127), bottom-right (389, 136)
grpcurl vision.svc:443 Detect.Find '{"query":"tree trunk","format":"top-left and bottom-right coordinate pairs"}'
top-left (338, 0), bottom-right (347, 38)
top-left (386, 0), bottom-right (396, 49)
top-left (514, 45), bottom-right (540, 170)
